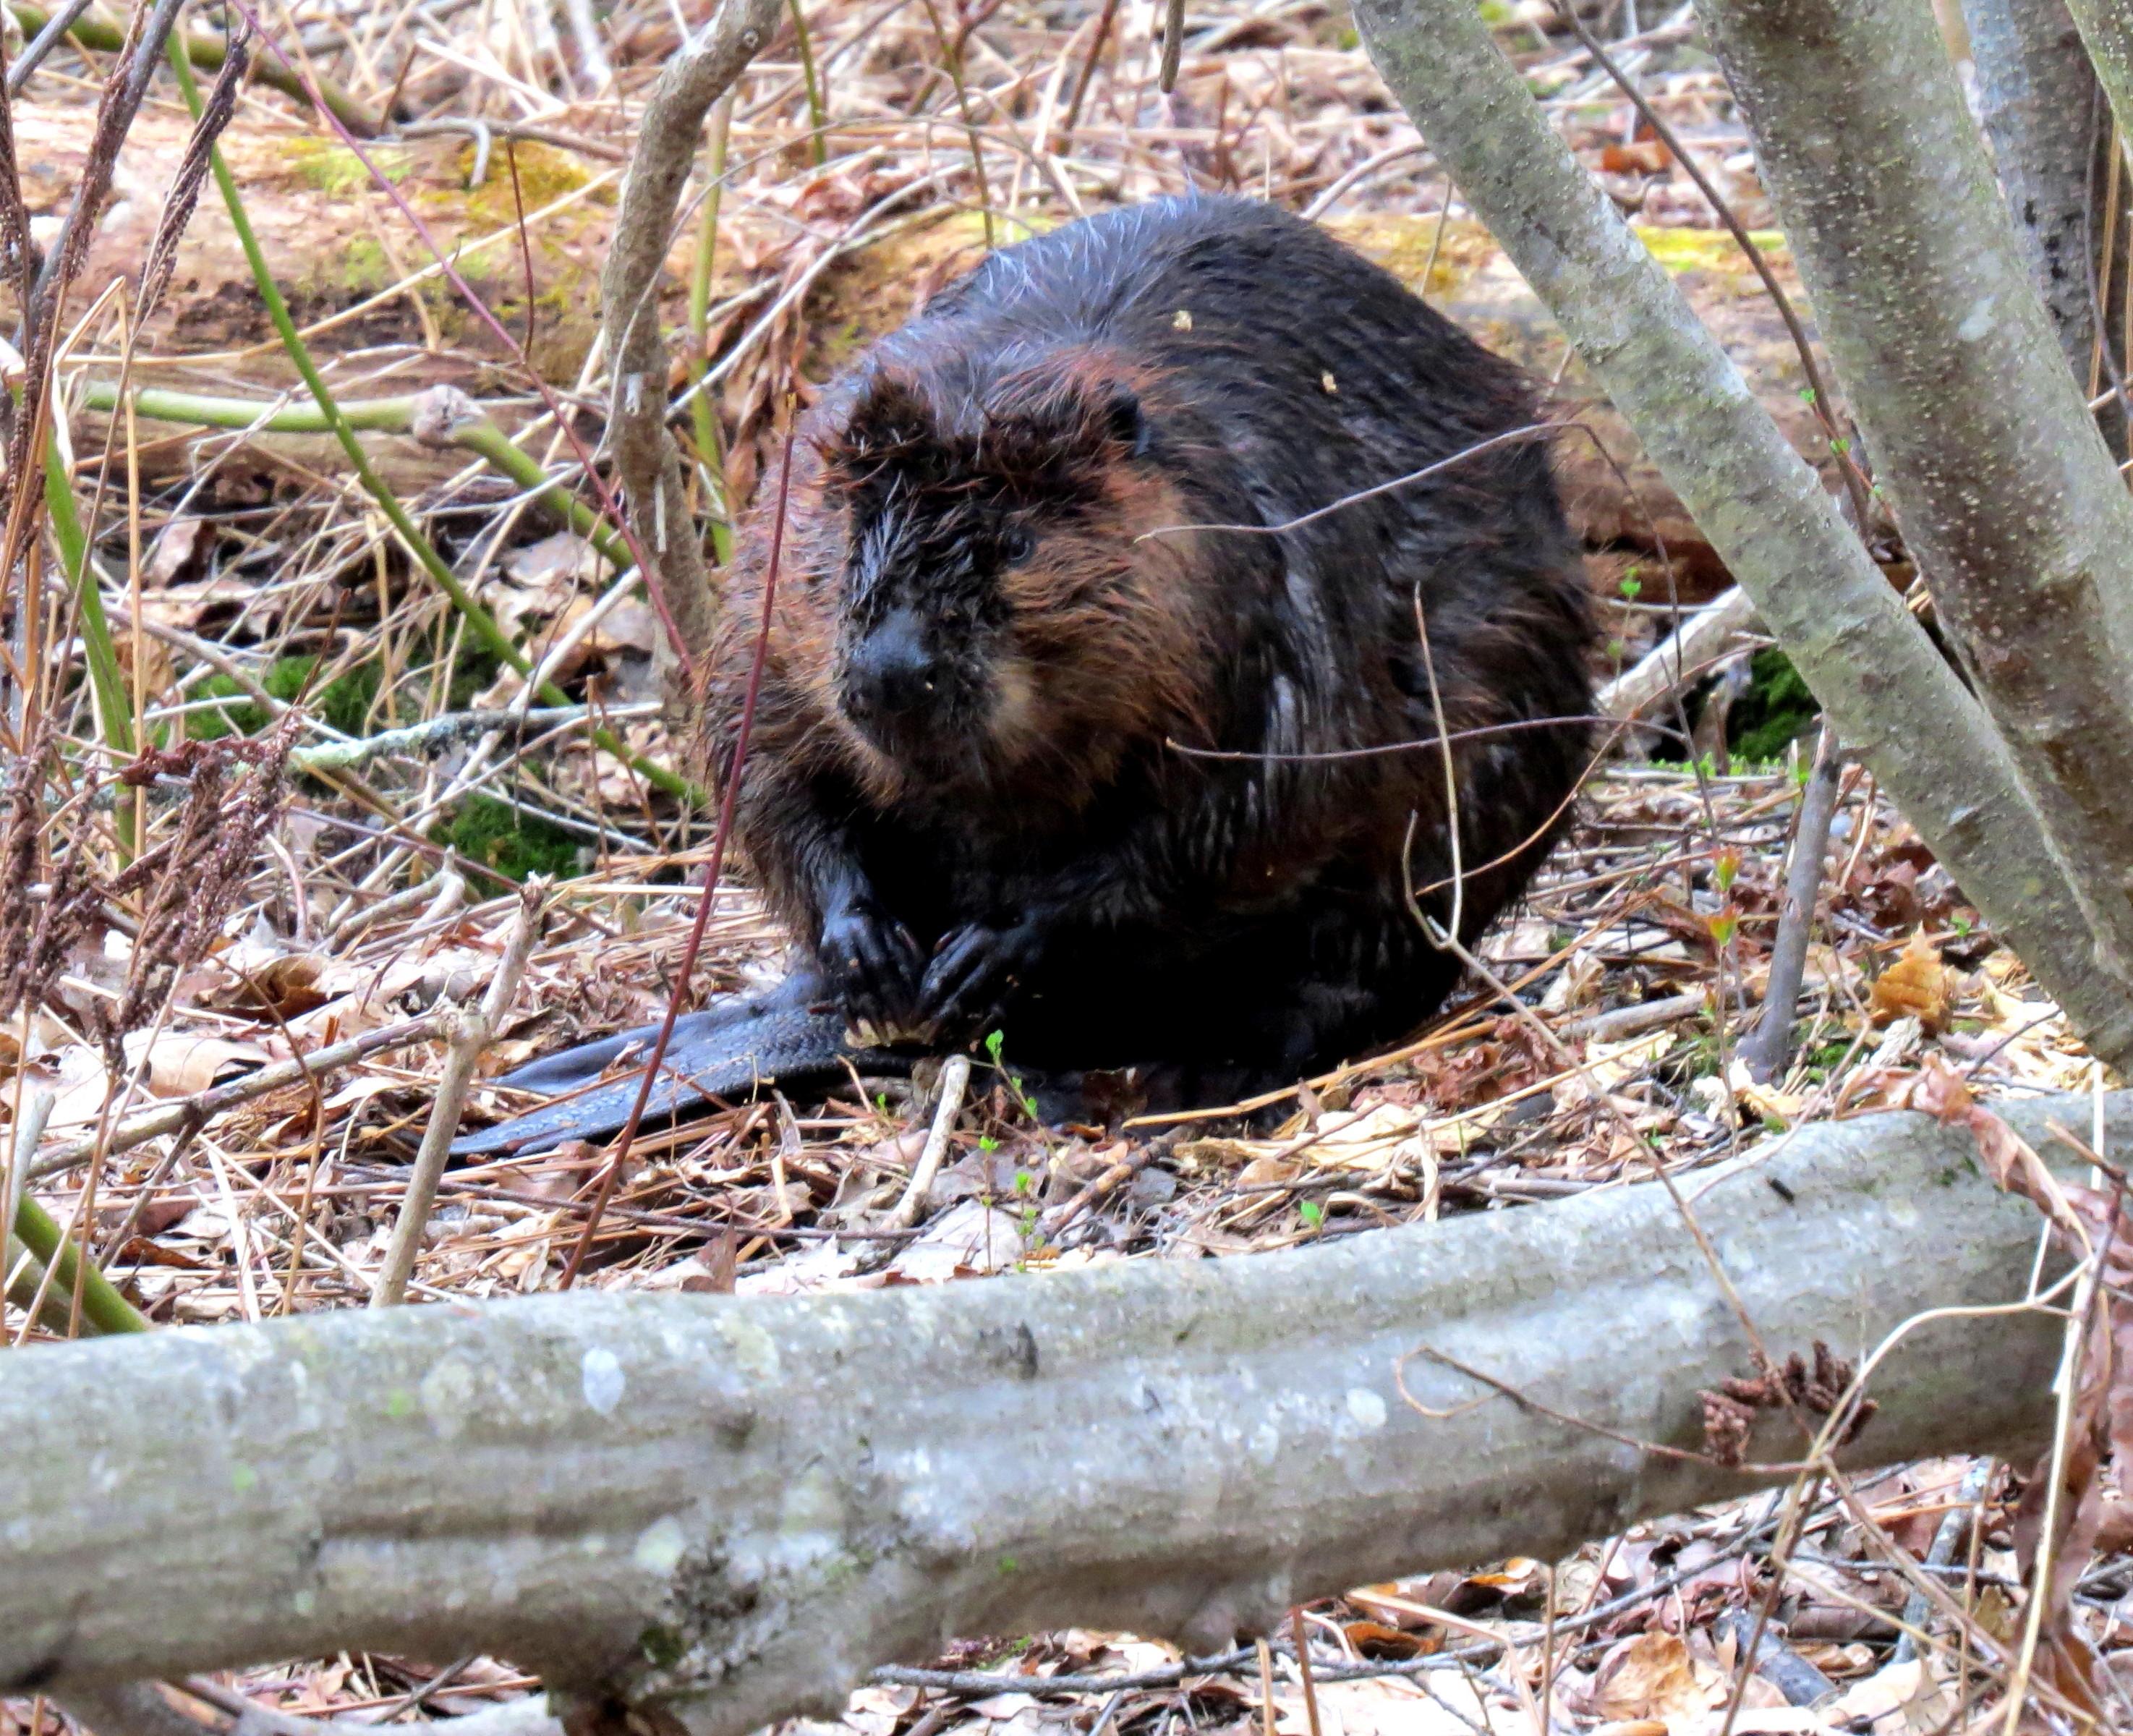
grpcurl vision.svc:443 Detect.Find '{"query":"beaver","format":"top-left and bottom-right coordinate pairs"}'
top-left (457, 195), bottom-right (1594, 1154)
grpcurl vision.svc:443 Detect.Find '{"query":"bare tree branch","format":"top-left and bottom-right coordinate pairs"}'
top-left (1962, 0), bottom-right (2115, 386)
top-left (599, 0), bottom-right (781, 694)
top-left (1740, 725), bottom-right (1842, 1084)
top-left (2066, 0), bottom-right (2133, 196)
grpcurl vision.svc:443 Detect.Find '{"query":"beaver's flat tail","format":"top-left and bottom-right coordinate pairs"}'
top-left (451, 975), bottom-right (867, 1156)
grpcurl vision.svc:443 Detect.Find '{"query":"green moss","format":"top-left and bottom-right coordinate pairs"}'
top-left (460, 140), bottom-right (597, 224)
top-left (285, 139), bottom-right (417, 196)
top-left (190, 674), bottom-right (268, 741)
top-left (190, 654), bottom-right (379, 741)
top-left (1635, 224), bottom-right (1791, 274)
top-left (337, 234), bottom-right (393, 291)
top-left (435, 793), bottom-right (584, 882)
top-left (1802, 1039), bottom-right (1853, 1078)
top-left (1729, 647), bottom-right (1821, 762)
top-left (639, 1625), bottom-right (688, 1669)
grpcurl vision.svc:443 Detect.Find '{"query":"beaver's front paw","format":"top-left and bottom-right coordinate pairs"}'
top-left (819, 901), bottom-right (925, 1033)
top-left (918, 919), bottom-right (1044, 1041)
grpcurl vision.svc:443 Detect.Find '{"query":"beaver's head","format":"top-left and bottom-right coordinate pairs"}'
top-left (804, 347), bottom-right (1210, 805)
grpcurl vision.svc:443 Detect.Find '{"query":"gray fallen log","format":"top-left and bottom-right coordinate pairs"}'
top-left (5, 1094), bottom-right (2111, 1736)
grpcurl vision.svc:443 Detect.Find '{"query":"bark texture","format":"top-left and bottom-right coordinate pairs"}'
top-left (2066, 0), bottom-right (2133, 178)
top-left (1693, 0), bottom-right (2133, 1000)
top-left (600, 0), bottom-right (781, 690)
top-left (1962, 0), bottom-right (2112, 380)
top-left (1348, 0), bottom-right (2133, 1068)
top-left (5, 1095), bottom-right (2116, 1736)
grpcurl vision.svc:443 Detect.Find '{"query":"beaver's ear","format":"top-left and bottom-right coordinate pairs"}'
top-left (820, 368), bottom-right (940, 481)
top-left (1094, 380), bottom-right (1152, 461)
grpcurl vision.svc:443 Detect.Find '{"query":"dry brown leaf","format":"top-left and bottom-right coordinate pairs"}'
top-left (145, 515), bottom-right (207, 586)
top-left (140, 1032), bottom-right (268, 1096)
top-left (1349, 1582), bottom-right (1444, 1632)
top-left (1599, 140), bottom-right (1673, 174)
top-left (1595, 1631), bottom-right (1724, 1728)
top-left (1866, 929), bottom-right (1958, 1032)
top-left (1340, 1620), bottom-right (1429, 1659)
top-left (884, 1201), bottom-right (1024, 1283)
top-left (1900, 1059), bottom-right (2084, 1239)
top-left (1235, 1153), bottom-right (1305, 1189)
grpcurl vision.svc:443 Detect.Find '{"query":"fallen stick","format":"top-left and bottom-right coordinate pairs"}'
top-left (6, 1093), bottom-right (2108, 1736)
top-left (25, 1012), bottom-right (448, 1183)
top-left (890, 1053), bottom-right (971, 1228)
top-left (1597, 586), bottom-right (1761, 723)
top-left (1561, 989), bottom-right (1707, 1043)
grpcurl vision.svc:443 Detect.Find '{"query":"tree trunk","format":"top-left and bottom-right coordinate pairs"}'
top-left (5, 1094), bottom-right (2110, 1735)
top-left (1962, 0), bottom-right (2114, 386)
top-left (1693, 0), bottom-right (2133, 1013)
top-left (2066, 1), bottom-right (2133, 195)
top-left (1348, 0), bottom-right (2133, 1069)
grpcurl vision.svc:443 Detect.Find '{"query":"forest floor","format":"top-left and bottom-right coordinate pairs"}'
top-left (4, 0), bottom-right (2123, 1732)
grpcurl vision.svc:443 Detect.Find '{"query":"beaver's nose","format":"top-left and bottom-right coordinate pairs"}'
top-left (844, 608), bottom-right (944, 724)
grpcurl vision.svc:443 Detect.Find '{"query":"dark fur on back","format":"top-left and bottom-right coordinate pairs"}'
top-left (702, 196), bottom-right (1595, 1100)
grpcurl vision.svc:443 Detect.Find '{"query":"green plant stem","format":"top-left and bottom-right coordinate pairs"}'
top-left (42, 425), bottom-right (141, 856)
top-left (8, 0), bottom-right (384, 134)
top-left (11, 1193), bottom-right (151, 1335)
top-left (788, 0), bottom-right (828, 166)
top-left (41, 434), bottom-right (133, 761)
top-left (165, 34), bottom-right (697, 807)
top-left (687, 93), bottom-right (738, 567)
top-left (77, 381), bottom-right (629, 571)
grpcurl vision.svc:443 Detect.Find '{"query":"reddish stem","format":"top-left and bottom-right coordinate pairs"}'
top-left (555, 421), bottom-right (795, 1289)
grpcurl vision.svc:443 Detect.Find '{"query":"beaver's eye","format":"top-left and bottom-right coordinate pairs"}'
top-left (999, 527), bottom-right (1035, 566)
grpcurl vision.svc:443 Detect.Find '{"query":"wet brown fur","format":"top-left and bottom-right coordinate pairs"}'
top-left (696, 196), bottom-right (1596, 1103)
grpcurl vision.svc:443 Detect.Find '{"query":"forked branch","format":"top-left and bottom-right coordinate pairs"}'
top-left (600, 0), bottom-right (783, 689)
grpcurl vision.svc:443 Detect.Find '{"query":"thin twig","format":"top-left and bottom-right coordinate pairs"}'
top-left (372, 881), bottom-right (543, 1306)
top-left (28, 1013), bottom-right (449, 1183)
top-left (1740, 724), bottom-right (1842, 1084)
